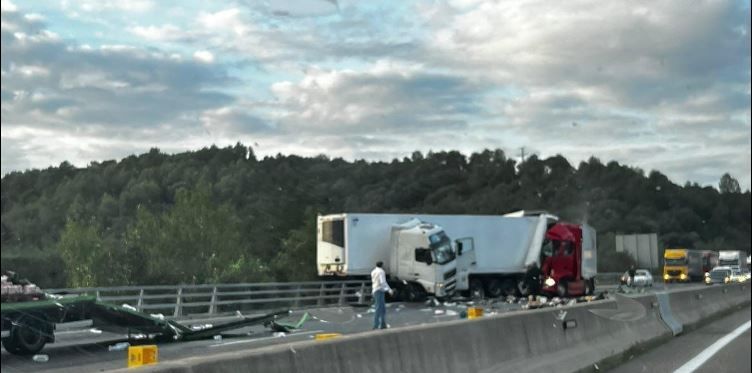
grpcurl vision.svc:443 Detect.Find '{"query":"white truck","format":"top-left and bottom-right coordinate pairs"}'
top-left (317, 214), bottom-right (459, 301)
top-left (316, 211), bottom-right (597, 300)
top-left (718, 250), bottom-right (747, 273)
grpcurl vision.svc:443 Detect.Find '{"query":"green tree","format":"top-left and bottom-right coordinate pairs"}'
top-left (719, 173), bottom-right (741, 194)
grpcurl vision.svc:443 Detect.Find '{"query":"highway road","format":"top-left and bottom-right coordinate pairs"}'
top-left (608, 305), bottom-right (751, 373)
top-left (0, 281), bottom-right (707, 372)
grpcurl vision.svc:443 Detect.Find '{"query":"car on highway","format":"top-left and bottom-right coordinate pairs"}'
top-left (620, 269), bottom-right (653, 287)
top-left (705, 267), bottom-right (732, 285)
top-left (729, 269), bottom-right (748, 283)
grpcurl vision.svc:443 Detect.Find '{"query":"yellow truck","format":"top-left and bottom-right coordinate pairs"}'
top-left (663, 248), bottom-right (703, 282)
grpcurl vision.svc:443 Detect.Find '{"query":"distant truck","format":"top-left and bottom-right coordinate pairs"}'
top-left (663, 248), bottom-right (703, 282)
top-left (316, 211), bottom-right (597, 300)
top-left (700, 250), bottom-right (719, 274)
top-left (718, 250), bottom-right (746, 273)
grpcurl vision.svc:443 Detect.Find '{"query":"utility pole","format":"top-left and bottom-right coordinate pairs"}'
top-left (519, 147), bottom-right (526, 163)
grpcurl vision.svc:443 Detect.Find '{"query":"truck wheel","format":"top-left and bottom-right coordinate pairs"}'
top-left (486, 279), bottom-right (504, 298)
top-left (400, 283), bottom-right (427, 303)
top-left (584, 280), bottom-right (593, 295)
top-left (557, 280), bottom-right (569, 298)
top-left (2, 315), bottom-right (48, 355)
top-left (469, 279), bottom-right (485, 299)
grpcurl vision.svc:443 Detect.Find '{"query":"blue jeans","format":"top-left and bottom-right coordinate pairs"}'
top-left (373, 290), bottom-right (387, 329)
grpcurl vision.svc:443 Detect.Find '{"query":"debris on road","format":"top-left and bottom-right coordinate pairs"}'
top-left (32, 354), bottom-right (49, 363)
top-left (108, 342), bottom-right (130, 352)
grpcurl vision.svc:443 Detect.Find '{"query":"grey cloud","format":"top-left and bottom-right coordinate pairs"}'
top-left (1, 11), bottom-right (232, 130)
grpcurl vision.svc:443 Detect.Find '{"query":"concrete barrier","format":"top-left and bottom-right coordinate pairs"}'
top-left (119, 284), bottom-right (750, 373)
top-left (666, 283), bottom-right (750, 329)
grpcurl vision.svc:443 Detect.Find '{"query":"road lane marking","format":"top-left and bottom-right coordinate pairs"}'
top-left (209, 330), bottom-right (324, 347)
top-left (673, 320), bottom-right (751, 373)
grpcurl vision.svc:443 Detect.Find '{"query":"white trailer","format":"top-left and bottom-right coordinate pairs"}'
top-left (719, 250), bottom-right (747, 272)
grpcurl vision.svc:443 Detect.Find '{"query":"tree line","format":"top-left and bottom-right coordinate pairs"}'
top-left (1, 144), bottom-right (749, 287)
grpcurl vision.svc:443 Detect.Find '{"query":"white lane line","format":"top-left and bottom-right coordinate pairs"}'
top-left (673, 320), bottom-right (751, 373)
top-left (209, 330), bottom-right (324, 347)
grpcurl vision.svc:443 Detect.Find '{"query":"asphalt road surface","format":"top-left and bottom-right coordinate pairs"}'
top-left (608, 305), bottom-right (751, 373)
top-left (0, 281), bottom-right (707, 372)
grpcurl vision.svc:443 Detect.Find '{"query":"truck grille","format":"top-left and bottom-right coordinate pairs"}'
top-left (445, 279), bottom-right (456, 292)
top-left (667, 270), bottom-right (681, 276)
top-left (444, 269), bottom-right (456, 280)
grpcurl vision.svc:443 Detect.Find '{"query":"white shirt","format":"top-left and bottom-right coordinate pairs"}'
top-left (371, 266), bottom-right (391, 294)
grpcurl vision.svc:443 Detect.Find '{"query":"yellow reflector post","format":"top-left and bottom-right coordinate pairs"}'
top-left (315, 333), bottom-right (342, 341)
top-left (128, 345), bottom-right (158, 368)
top-left (467, 307), bottom-right (484, 319)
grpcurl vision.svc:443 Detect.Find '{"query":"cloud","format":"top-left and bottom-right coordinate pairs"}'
top-left (1, 1), bottom-right (750, 191)
top-left (270, 62), bottom-right (487, 135)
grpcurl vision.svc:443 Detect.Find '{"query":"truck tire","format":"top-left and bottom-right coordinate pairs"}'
top-left (2, 315), bottom-right (48, 355)
top-left (469, 279), bottom-right (485, 299)
top-left (486, 279), bottom-right (504, 298)
top-left (400, 283), bottom-right (427, 303)
top-left (584, 280), bottom-right (593, 295)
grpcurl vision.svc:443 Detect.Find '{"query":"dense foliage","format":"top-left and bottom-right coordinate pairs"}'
top-left (1, 144), bottom-right (749, 287)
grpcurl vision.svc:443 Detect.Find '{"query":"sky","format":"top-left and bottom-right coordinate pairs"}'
top-left (1, 0), bottom-right (750, 189)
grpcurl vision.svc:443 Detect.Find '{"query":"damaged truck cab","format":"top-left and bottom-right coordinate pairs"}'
top-left (539, 222), bottom-right (598, 297)
top-left (317, 214), bottom-right (458, 301)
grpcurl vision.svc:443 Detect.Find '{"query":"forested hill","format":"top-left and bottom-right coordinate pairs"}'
top-left (1, 144), bottom-right (749, 288)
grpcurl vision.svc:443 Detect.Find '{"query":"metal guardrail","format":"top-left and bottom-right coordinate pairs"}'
top-left (47, 281), bottom-right (372, 319)
top-left (46, 273), bottom-right (624, 319)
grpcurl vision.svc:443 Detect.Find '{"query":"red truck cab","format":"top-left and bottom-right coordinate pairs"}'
top-left (540, 223), bottom-right (595, 297)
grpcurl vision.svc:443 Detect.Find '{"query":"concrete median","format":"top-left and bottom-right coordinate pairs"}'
top-left (118, 284), bottom-right (750, 373)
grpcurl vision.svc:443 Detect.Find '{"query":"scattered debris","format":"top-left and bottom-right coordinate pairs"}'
top-left (32, 354), bottom-right (49, 363)
top-left (89, 328), bottom-right (102, 334)
top-left (213, 335), bottom-right (222, 341)
top-left (273, 332), bottom-right (287, 338)
top-left (121, 304), bottom-right (137, 312)
top-left (445, 310), bottom-right (458, 316)
top-left (434, 310), bottom-right (445, 315)
top-left (356, 314), bottom-right (362, 318)
top-left (150, 313), bottom-right (165, 320)
top-left (108, 342), bottom-right (130, 352)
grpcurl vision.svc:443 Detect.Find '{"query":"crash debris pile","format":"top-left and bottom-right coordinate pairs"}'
top-left (1, 271), bottom-right (44, 302)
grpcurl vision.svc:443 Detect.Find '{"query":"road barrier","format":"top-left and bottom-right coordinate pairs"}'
top-left (47, 281), bottom-right (372, 318)
top-left (118, 283), bottom-right (750, 373)
top-left (46, 273), bottom-right (625, 319)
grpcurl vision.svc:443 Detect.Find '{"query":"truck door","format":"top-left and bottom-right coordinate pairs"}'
top-left (455, 237), bottom-right (476, 291)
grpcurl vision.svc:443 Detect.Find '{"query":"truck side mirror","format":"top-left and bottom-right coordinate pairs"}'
top-left (456, 241), bottom-right (463, 256)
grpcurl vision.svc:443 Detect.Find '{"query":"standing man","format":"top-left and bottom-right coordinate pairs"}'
top-left (628, 265), bottom-right (636, 287)
top-left (371, 261), bottom-right (393, 330)
top-left (524, 262), bottom-right (542, 295)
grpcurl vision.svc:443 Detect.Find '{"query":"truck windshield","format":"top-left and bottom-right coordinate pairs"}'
top-left (429, 232), bottom-right (456, 265)
top-left (719, 259), bottom-right (737, 266)
top-left (665, 258), bottom-right (687, 266)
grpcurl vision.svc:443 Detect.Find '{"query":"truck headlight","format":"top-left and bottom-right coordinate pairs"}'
top-left (663, 274), bottom-right (670, 280)
top-left (436, 282), bottom-right (444, 288)
top-left (544, 277), bottom-right (556, 287)
top-left (704, 277), bottom-right (711, 284)
top-left (704, 272), bottom-right (710, 278)
top-left (680, 274), bottom-right (687, 280)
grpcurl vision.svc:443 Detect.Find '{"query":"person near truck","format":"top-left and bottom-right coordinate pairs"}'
top-left (371, 261), bottom-right (394, 330)
top-left (627, 265), bottom-right (636, 287)
top-left (524, 262), bottom-right (542, 295)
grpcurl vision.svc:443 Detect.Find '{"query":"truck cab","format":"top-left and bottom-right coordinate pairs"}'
top-left (316, 214), bottom-right (457, 301)
top-left (539, 223), bottom-right (597, 297)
